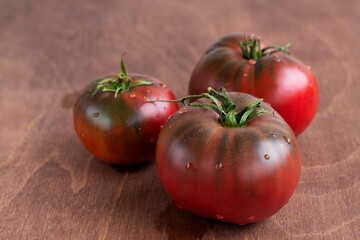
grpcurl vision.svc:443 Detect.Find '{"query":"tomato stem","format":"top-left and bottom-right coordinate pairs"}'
top-left (91, 52), bottom-right (153, 97)
top-left (146, 88), bottom-right (273, 128)
top-left (239, 34), bottom-right (291, 60)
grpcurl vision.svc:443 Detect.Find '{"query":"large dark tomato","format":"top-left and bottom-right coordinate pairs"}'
top-left (73, 74), bottom-right (178, 165)
top-left (156, 91), bottom-right (301, 224)
top-left (189, 33), bottom-right (319, 135)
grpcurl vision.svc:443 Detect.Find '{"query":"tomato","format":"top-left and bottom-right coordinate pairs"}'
top-left (73, 54), bottom-right (178, 164)
top-left (189, 33), bottom-right (319, 135)
top-left (155, 89), bottom-right (301, 225)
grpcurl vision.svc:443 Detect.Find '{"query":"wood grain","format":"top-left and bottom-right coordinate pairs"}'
top-left (1, 0), bottom-right (359, 239)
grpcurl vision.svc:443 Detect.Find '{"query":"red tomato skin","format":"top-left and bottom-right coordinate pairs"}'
top-left (156, 93), bottom-right (301, 224)
top-left (73, 74), bottom-right (178, 165)
top-left (189, 33), bottom-right (319, 135)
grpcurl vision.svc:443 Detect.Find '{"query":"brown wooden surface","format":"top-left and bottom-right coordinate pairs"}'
top-left (1, 0), bottom-right (359, 239)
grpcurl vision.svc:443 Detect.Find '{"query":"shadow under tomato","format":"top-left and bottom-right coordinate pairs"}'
top-left (154, 200), bottom-right (264, 239)
top-left (110, 159), bottom-right (155, 175)
top-left (214, 217), bottom-right (261, 234)
top-left (155, 201), bottom-right (215, 240)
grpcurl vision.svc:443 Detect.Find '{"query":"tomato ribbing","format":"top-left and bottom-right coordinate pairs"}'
top-left (73, 53), bottom-right (179, 165)
top-left (155, 92), bottom-right (302, 225)
top-left (189, 33), bottom-right (319, 135)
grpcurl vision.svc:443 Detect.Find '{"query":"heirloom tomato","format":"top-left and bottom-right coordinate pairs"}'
top-left (189, 33), bottom-right (319, 135)
top-left (73, 54), bottom-right (178, 165)
top-left (154, 88), bottom-right (301, 225)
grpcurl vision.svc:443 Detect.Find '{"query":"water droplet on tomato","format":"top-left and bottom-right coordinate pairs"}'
top-left (264, 154), bottom-right (270, 160)
top-left (215, 162), bottom-right (223, 170)
top-left (129, 93), bottom-right (136, 98)
top-left (93, 112), bottom-right (100, 118)
top-left (248, 59), bottom-right (256, 65)
top-left (159, 83), bottom-right (167, 88)
top-left (164, 106), bottom-right (167, 110)
top-left (273, 57), bottom-right (281, 63)
top-left (81, 132), bottom-right (85, 139)
top-left (185, 162), bottom-right (196, 171)
top-left (243, 73), bottom-right (248, 77)
top-left (179, 108), bottom-right (187, 114)
top-left (283, 136), bottom-right (292, 144)
top-left (309, 83), bottom-right (313, 87)
top-left (248, 216), bottom-right (255, 220)
top-left (216, 214), bottom-right (224, 221)
top-left (175, 201), bottom-right (184, 209)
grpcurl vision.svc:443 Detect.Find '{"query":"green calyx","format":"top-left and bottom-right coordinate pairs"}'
top-left (91, 53), bottom-right (153, 98)
top-left (239, 34), bottom-right (291, 60)
top-left (147, 87), bottom-right (273, 128)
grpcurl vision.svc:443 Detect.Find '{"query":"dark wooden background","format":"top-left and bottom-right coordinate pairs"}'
top-left (1, 0), bottom-right (359, 239)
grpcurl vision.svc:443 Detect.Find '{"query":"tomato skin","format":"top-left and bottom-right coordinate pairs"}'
top-left (156, 92), bottom-right (301, 224)
top-left (189, 33), bottom-right (319, 135)
top-left (73, 74), bottom-right (178, 165)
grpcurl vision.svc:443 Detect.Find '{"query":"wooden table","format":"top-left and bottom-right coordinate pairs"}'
top-left (1, 0), bottom-right (359, 239)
